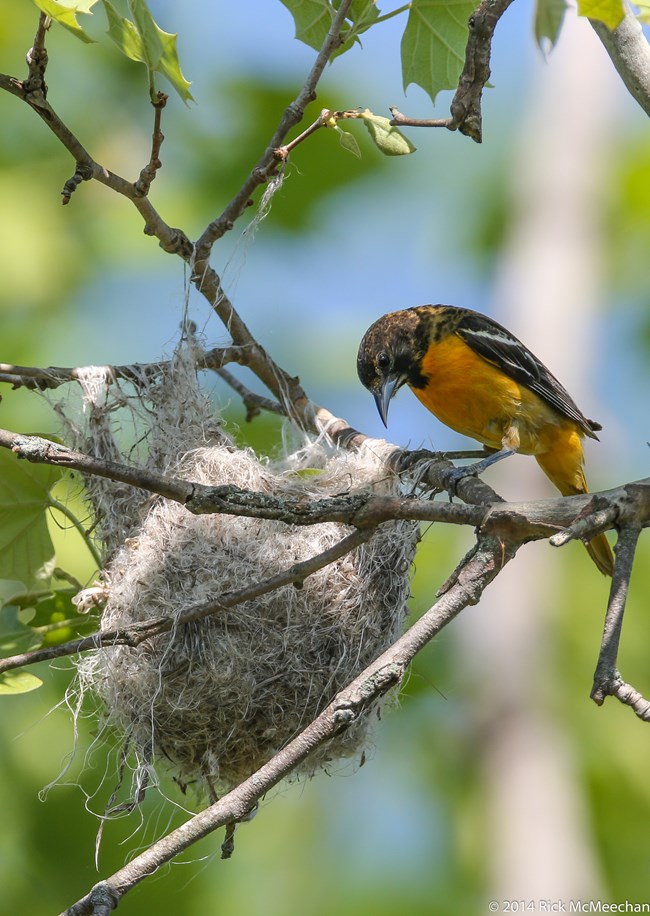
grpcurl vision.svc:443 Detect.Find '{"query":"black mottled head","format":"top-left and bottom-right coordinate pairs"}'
top-left (356, 308), bottom-right (429, 427)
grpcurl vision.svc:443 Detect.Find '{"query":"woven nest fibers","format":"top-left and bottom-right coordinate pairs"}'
top-left (77, 441), bottom-right (420, 797)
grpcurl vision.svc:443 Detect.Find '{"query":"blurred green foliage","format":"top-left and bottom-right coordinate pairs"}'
top-left (0, 3), bottom-right (649, 916)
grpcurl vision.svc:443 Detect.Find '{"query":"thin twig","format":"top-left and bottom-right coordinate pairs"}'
top-left (591, 525), bottom-right (642, 706)
top-left (23, 12), bottom-right (49, 105)
top-left (0, 67), bottom-right (191, 247)
top-left (389, 109), bottom-right (453, 129)
top-left (549, 499), bottom-right (618, 548)
top-left (61, 533), bottom-right (516, 916)
top-left (0, 347), bottom-right (247, 392)
top-left (273, 108), bottom-right (360, 160)
top-left (274, 115), bottom-right (325, 160)
top-left (215, 368), bottom-right (284, 419)
top-left (134, 91), bottom-right (168, 197)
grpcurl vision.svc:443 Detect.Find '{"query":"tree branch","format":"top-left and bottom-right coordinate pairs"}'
top-left (0, 347), bottom-right (247, 392)
top-left (0, 428), bottom-right (489, 529)
top-left (0, 62), bottom-right (192, 247)
top-left (61, 532), bottom-right (516, 916)
top-left (3, 427), bottom-right (647, 536)
top-left (390, 0), bottom-right (515, 142)
top-left (591, 4), bottom-right (650, 119)
top-left (590, 524), bottom-right (647, 717)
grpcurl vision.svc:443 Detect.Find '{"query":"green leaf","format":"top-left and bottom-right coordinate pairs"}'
top-left (127, 0), bottom-right (164, 68)
top-left (154, 28), bottom-right (194, 104)
top-left (534, 0), bottom-right (568, 48)
top-left (335, 126), bottom-right (362, 157)
top-left (0, 586), bottom-right (96, 655)
top-left (358, 109), bottom-right (416, 155)
top-left (0, 670), bottom-right (43, 695)
top-left (11, 586), bottom-right (75, 620)
top-left (103, 0), bottom-right (145, 62)
top-left (576, 0), bottom-right (624, 28)
top-left (278, 0), bottom-right (336, 50)
top-left (101, 0), bottom-right (193, 102)
top-left (287, 468), bottom-right (325, 479)
top-left (18, 607), bottom-right (37, 626)
top-left (0, 450), bottom-right (62, 588)
top-left (17, 588), bottom-right (93, 646)
top-left (278, 0), bottom-right (379, 54)
top-left (32, 0), bottom-right (99, 43)
top-left (0, 580), bottom-right (28, 607)
top-left (0, 604), bottom-right (42, 655)
top-left (347, 0), bottom-right (381, 38)
top-left (401, 0), bottom-right (477, 105)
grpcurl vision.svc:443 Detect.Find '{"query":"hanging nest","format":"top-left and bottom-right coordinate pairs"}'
top-left (61, 341), bottom-right (420, 800)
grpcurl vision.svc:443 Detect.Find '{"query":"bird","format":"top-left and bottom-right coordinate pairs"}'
top-left (356, 304), bottom-right (614, 576)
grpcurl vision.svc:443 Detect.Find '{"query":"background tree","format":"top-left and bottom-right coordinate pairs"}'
top-left (0, 2), bottom-right (649, 914)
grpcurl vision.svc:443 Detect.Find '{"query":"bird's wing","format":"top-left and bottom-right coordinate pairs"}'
top-left (455, 311), bottom-right (600, 438)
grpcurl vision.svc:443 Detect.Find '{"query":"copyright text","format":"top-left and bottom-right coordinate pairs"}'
top-left (487, 902), bottom-right (650, 913)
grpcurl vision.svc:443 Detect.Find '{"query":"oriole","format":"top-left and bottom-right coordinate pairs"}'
top-left (356, 304), bottom-right (614, 576)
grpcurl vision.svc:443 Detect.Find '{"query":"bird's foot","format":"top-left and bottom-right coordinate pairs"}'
top-left (399, 448), bottom-right (437, 472)
top-left (440, 464), bottom-right (479, 499)
top-left (441, 447), bottom-right (515, 498)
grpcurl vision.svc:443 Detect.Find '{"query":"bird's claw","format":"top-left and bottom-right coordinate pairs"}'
top-left (399, 448), bottom-right (435, 472)
top-left (441, 464), bottom-right (479, 499)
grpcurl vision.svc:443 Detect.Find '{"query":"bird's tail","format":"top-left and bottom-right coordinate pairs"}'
top-left (535, 434), bottom-right (614, 577)
top-left (583, 532), bottom-right (616, 577)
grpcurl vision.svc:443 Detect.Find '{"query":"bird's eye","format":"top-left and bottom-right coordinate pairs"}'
top-left (377, 351), bottom-right (391, 370)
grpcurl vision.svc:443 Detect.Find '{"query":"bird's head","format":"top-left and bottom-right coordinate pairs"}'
top-left (356, 309), bottom-right (428, 427)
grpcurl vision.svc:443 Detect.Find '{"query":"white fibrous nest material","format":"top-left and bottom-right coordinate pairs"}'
top-left (64, 341), bottom-right (420, 799)
top-left (56, 342), bottom-right (225, 560)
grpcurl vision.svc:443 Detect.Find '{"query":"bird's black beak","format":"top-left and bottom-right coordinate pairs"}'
top-left (373, 376), bottom-right (401, 427)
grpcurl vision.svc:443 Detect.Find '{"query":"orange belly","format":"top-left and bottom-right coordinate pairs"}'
top-left (410, 335), bottom-right (573, 456)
